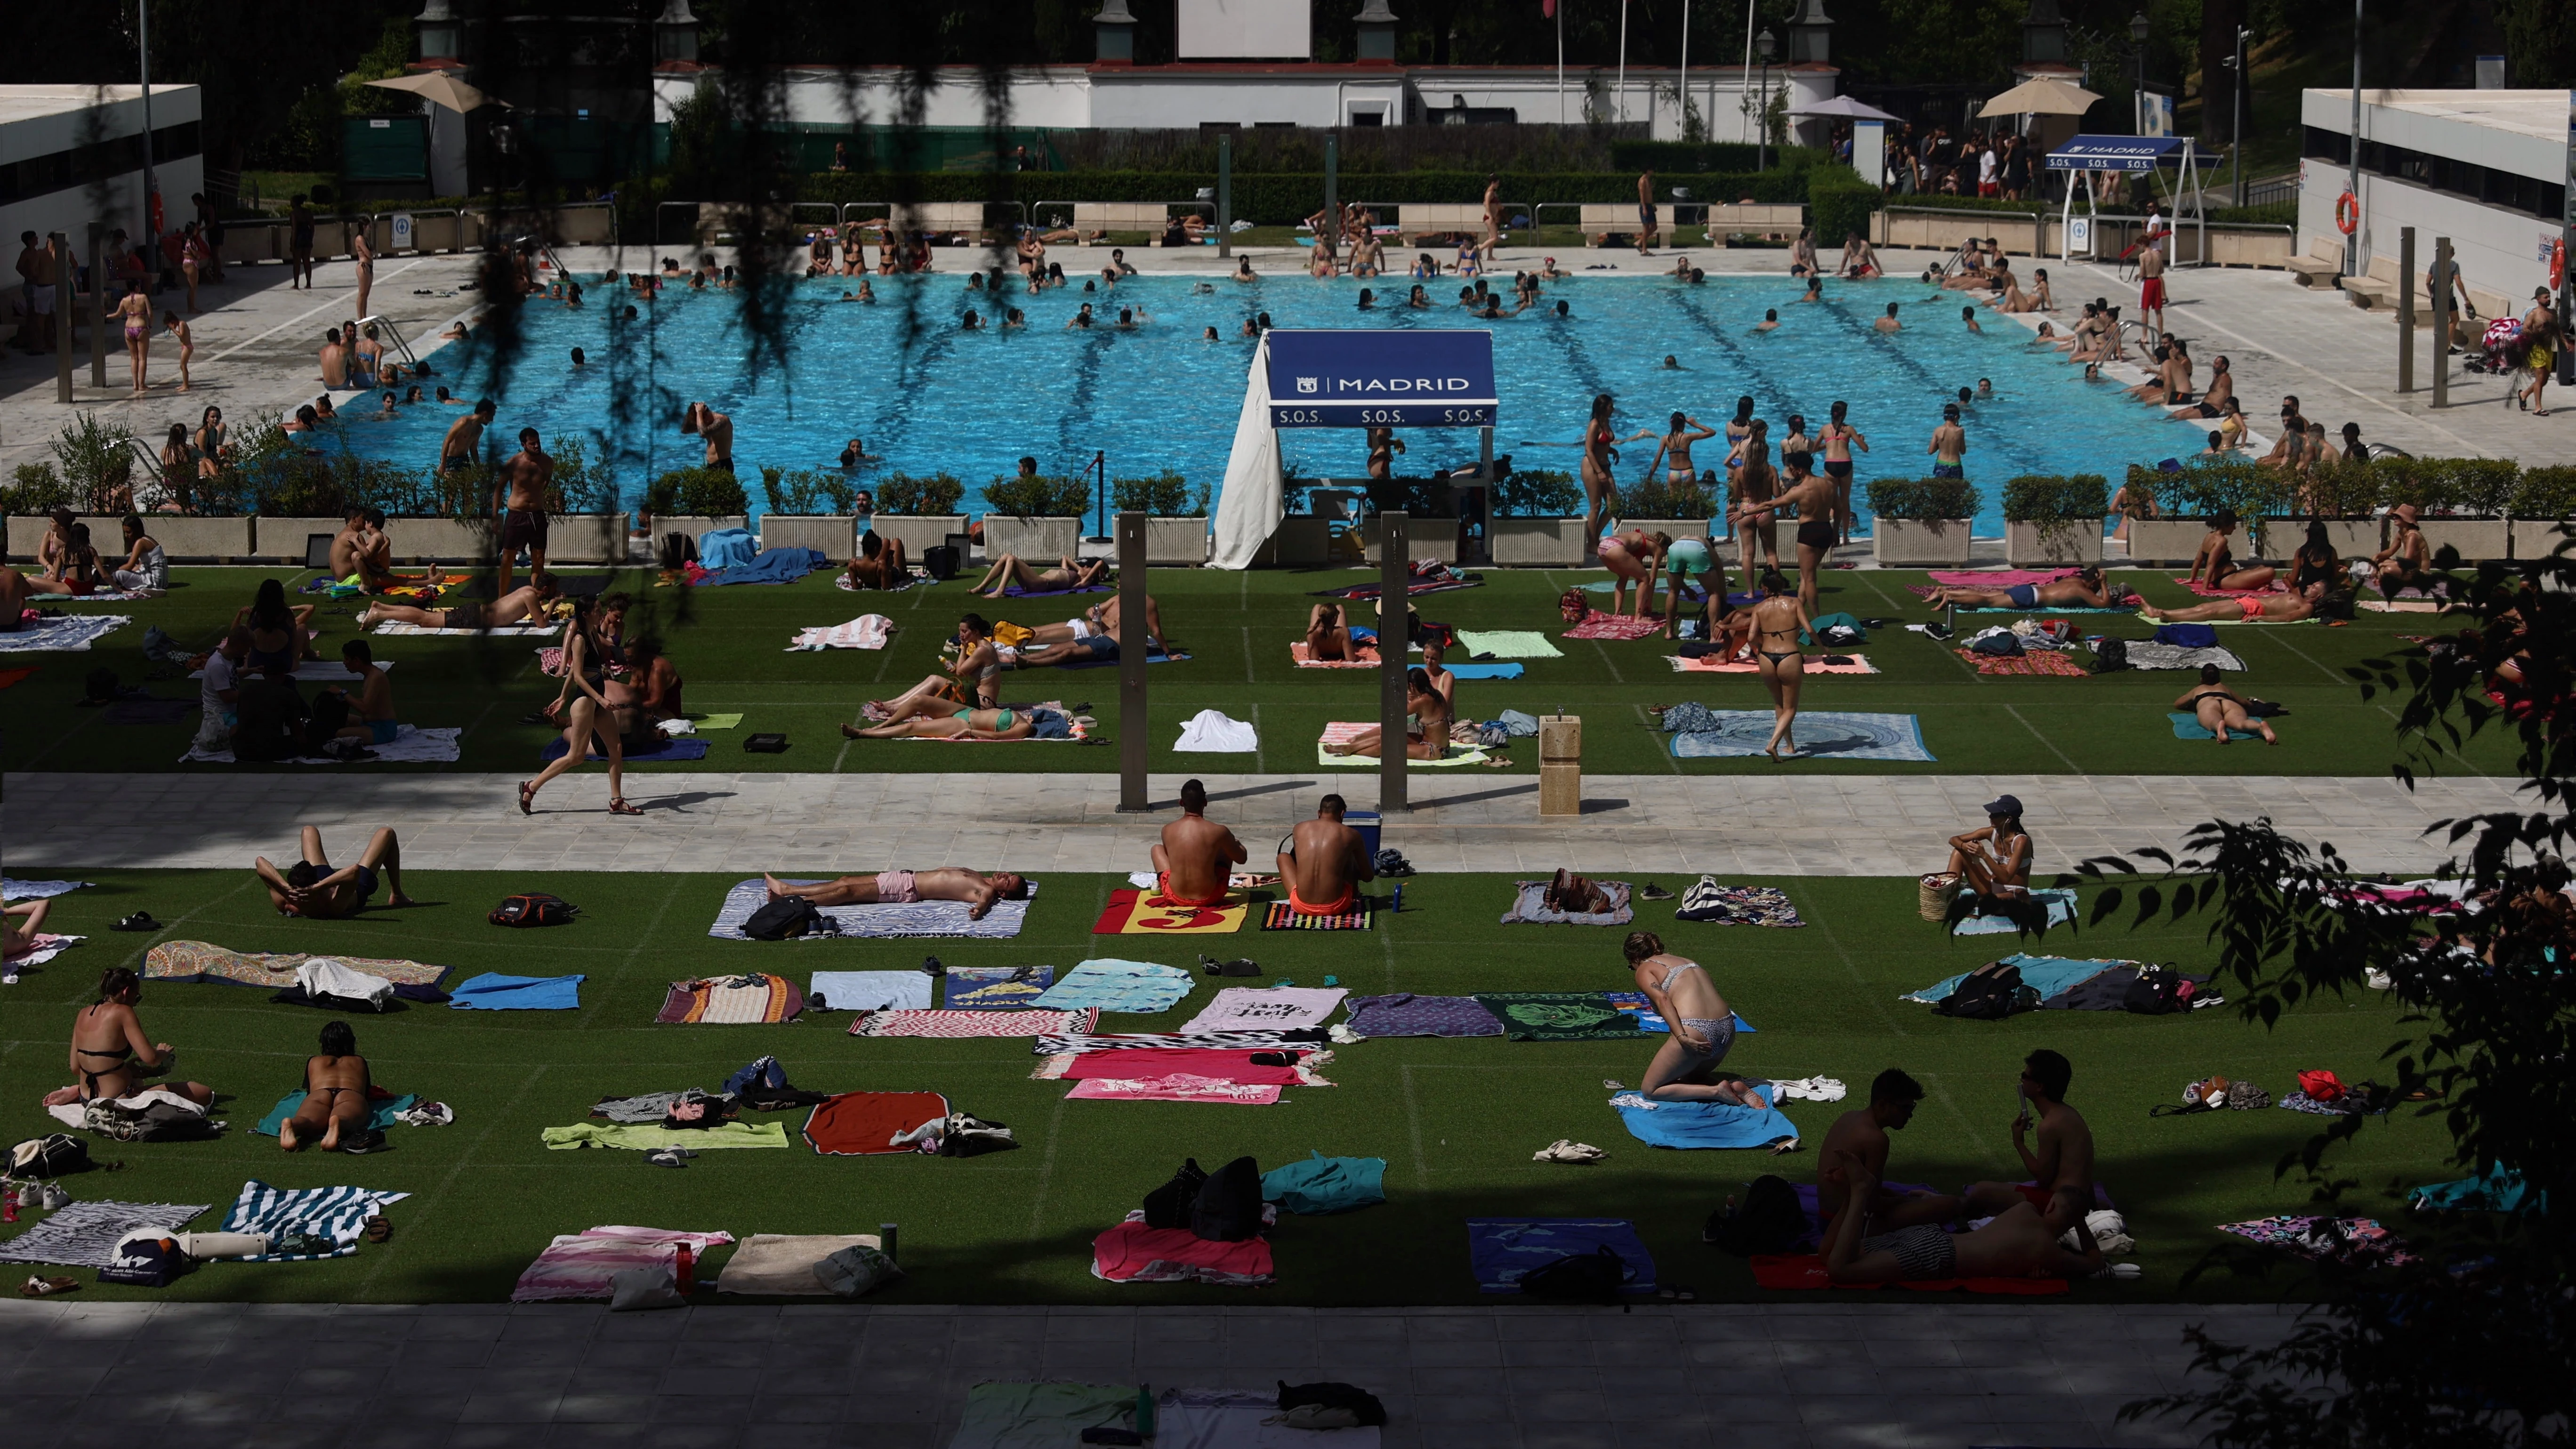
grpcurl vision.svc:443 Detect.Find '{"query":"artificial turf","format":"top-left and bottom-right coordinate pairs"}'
top-left (0, 563), bottom-right (2511, 778)
top-left (0, 867), bottom-right (2451, 1305)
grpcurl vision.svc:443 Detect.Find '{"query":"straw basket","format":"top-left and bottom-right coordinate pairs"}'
top-left (1918, 873), bottom-right (1959, 922)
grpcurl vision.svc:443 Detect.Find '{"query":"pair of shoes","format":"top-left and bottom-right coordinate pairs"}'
top-left (645, 1149), bottom-right (697, 1168)
top-left (1637, 883), bottom-right (1674, 901)
top-left (110, 912), bottom-right (159, 933)
top-left (362, 1215), bottom-right (392, 1244)
top-left (1533, 1139), bottom-right (1607, 1164)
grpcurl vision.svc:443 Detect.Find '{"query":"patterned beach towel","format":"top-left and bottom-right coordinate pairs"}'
top-left (1468, 1218), bottom-right (1656, 1295)
top-left (944, 965), bottom-right (1055, 1009)
top-left (1957, 647), bottom-right (2089, 677)
top-left (1091, 888), bottom-right (1254, 934)
top-left (1501, 879), bottom-right (1634, 926)
top-left (1673, 880), bottom-right (1806, 927)
top-left (1066, 1075), bottom-right (1284, 1105)
top-left (221, 1180), bottom-right (411, 1262)
top-left (657, 974), bottom-right (805, 1024)
top-left (788, 614), bottom-right (894, 650)
top-left (1262, 900), bottom-right (1372, 930)
top-left (2, 878), bottom-right (89, 900)
top-left (2117, 642), bottom-right (2248, 671)
top-left (1178, 985), bottom-right (1348, 1034)
top-left (372, 621), bottom-right (555, 636)
top-left (849, 1007), bottom-right (1097, 1038)
top-left (0, 615), bottom-right (128, 652)
top-left (0, 1199), bottom-right (209, 1268)
top-left (1664, 653), bottom-right (1878, 674)
top-left (145, 940), bottom-right (451, 990)
top-left (1471, 992), bottom-right (1642, 1042)
top-left (1669, 711), bottom-right (1935, 761)
top-left (1031, 1030), bottom-right (1321, 1056)
top-left (1564, 612), bottom-right (1666, 641)
top-left (1344, 993), bottom-right (1505, 1038)
top-left (708, 876), bottom-right (1036, 941)
top-left (511, 1226), bottom-right (736, 1302)
top-left (1031, 958), bottom-right (1196, 1012)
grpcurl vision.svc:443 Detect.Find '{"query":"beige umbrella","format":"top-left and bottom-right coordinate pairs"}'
top-left (1978, 78), bottom-right (2102, 117)
top-left (363, 72), bottom-right (507, 114)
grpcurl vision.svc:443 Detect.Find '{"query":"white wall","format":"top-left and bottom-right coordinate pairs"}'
top-left (658, 68), bottom-right (1097, 129)
top-left (2297, 159), bottom-right (2553, 304)
top-left (1176, 0), bottom-right (1311, 61)
top-left (1090, 74), bottom-right (1409, 129)
top-left (0, 86), bottom-right (204, 260)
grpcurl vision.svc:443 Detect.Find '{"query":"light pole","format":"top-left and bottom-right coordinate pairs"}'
top-left (1755, 30), bottom-right (1775, 171)
top-left (2347, 0), bottom-right (2363, 277)
top-left (2228, 25), bottom-right (2250, 206)
top-left (2128, 10), bottom-right (2150, 135)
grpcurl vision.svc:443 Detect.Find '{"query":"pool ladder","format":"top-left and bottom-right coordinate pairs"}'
top-left (355, 314), bottom-right (431, 377)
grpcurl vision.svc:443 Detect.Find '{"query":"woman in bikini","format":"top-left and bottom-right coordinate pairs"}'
top-left (851, 702), bottom-right (1047, 741)
top-left (1719, 396), bottom-right (1758, 539)
top-left (969, 554), bottom-right (1107, 598)
top-left (280, 1020), bottom-right (374, 1152)
top-left (25, 524), bottom-right (108, 596)
top-left (1594, 527), bottom-right (1669, 619)
top-left (234, 578), bottom-right (319, 675)
top-left (194, 405), bottom-right (230, 484)
top-left (1742, 571), bottom-right (1812, 760)
top-left (68, 968), bottom-right (212, 1107)
top-left (1579, 393), bottom-right (1622, 543)
top-left (1729, 420), bottom-right (1785, 587)
top-left (154, 423), bottom-right (195, 512)
top-left (2188, 510), bottom-right (2277, 593)
top-left (1325, 668), bottom-right (1456, 761)
top-left (110, 281), bottom-right (152, 394)
top-left (2173, 663), bottom-right (2276, 745)
top-left (1364, 427), bottom-right (1407, 483)
top-left (521, 595), bottom-right (636, 816)
top-left (1304, 601), bottom-right (1359, 661)
top-left (1643, 413), bottom-right (1714, 497)
top-left (1621, 931), bottom-right (1769, 1106)
top-left (2287, 521), bottom-right (2342, 594)
top-left (1818, 401), bottom-right (1868, 545)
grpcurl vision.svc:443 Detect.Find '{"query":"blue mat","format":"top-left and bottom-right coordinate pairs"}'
top-left (1059, 648), bottom-right (1190, 671)
top-left (1610, 1093), bottom-right (1803, 1150)
top-left (1903, 952), bottom-right (2119, 1005)
top-left (1445, 663), bottom-right (1524, 680)
top-left (252, 1091), bottom-right (417, 1137)
top-left (2169, 711), bottom-right (2263, 741)
top-left (540, 735), bottom-right (709, 763)
top-left (1948, 890), bottom-right (2079, 937)
top-left (1467, 1218), bottom-right (1656, 1295)
top-left (449, 972), bottom-right (584, 1010)
top-left (1670, 711), bottom-right (1934, 761)
top-left (699, 547), bottom-right (828, 585)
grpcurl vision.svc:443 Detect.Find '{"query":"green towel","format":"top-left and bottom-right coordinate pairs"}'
top-left (2169, 711), bottom-right (2263, 741)
top-left (1453, 629), bottom-right (1565, 659)
top-left (692, 713), bottom-right (744, 730)
top-left (541, 1120), bottom-right (789, 1151)
top-left (252, 1090), bottom-right (418, 1137)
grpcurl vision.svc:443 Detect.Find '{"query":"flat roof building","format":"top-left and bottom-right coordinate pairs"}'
top-left (0, 84), bottom-right (205, 264)
top-left (2298, 88), bottom-right (2567, 309)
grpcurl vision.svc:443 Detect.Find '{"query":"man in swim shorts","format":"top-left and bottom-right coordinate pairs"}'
top-left (2137, 235), bottom-right (2167, 338)
top-left (1151, 778), bottom-right (1246, 907)
top-left (767, 868), bottom-right (1030, 920)
top-left (1926, 403), bottom-right (1966, 478)
top-left (1814, 1070), bottom-right (1964, 1241)
top-left (494, 427), bottom-right (555, 595)
top-left (1963, 1048), bottom-right (2097, 1235)
top-left (1277, 793), bottom-right (1375, 916)
top-left (2138, 580), bottom-right (2327, 625)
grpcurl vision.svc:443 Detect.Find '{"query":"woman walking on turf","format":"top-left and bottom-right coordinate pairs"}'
top-left (1621, 931), bottom-right (1768, 1106)
top-left (521, 595), bottom-right (636, 815)
top-left (1744, 571), bottom-right (1811, 760)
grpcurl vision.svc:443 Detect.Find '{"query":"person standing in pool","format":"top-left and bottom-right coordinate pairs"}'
top-left (1925, 404), bottom-right (1966, 480)
top-left (684, 402), bottom-right (734, 473)
top-left (1818, 401), bottom-right (1868, 545)
top-left (1580, 393), bottom-right (1622, 543)
top-left (1876, 301), bottom-right (1902, 332)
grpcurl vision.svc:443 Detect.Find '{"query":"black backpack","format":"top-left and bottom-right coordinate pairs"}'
top-left (1937, 961), bottom-right (2038, 1020)
top-left (741, 895), bottom-right (835, 940)
top-left (7, 1133), bottom-right (90, 1179)
top-left (659, 531), bottom-right (699, 571)
top-left (490, 893), bottom-right (580, 928)
top-left (2092, 637), bottom-right (2130, 672)
top-left (1191, 1155), bottom-right (1266, 1242)
top-left (1702, 1174), bottom-right (1806, 1256)
top-left (1276, 1382), bottom-right (1389, 1428)
top-left (1142, 1158), bottom-right (1209, 1230)
top-left (2123, 965), bottom-right (2193, 1015)
top-left (1518, 1244), bottom-right (1635, 1303)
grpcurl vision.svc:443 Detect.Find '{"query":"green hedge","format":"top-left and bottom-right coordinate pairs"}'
top-left (1610, 141), bottom-right (1826, 174)
top-left (877, 472), bottom-right (967, 515)
top-left (2141, 456), bottom-right (2555, 521)
top-left (797, 170), bottom-right (1811, 226)
top-left (1495, 467), bottom-right (1580, 518)
top-left (2000, 474), bottom-right (2109, 522)
top-left (1867, 477), bottom-right (1981, 521)
top-left (2515, 466), bottom-right (2576, 518)
top-left (983, 474), bottom-right (1091, 517)
top-left (1807, 169), bottom-right (1879, 246)
top-left (1620, 476), bottom-right (1719, 520)
top-left (1111, 471), bottom-right (1206, 516)
top-left (759, 466), bottom-right (858, 515)
top-left (646, 467), bottom-right (749, 517)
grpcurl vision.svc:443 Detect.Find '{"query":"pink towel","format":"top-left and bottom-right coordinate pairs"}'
top-left (1091, 1214), bottom-right (1275, 1284)
top-left (1066, 1074), bottom-right (1284, 1104)
top-left (1056, 1048), bottom-right (1310, 1084)
top-left (510, 1225), bottom-right (735, 1302)
top-left (2175, 577), bottom-right (2284, 598)
top-left (1563, 612), bottom-right (1666, 641)
top-left (1925, 569), bottom-right (2078, 588)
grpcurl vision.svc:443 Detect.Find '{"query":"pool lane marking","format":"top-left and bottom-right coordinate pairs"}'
top-left (204, 259), bottom-right (433, 363)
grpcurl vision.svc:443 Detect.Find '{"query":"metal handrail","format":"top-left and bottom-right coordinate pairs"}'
top-left (357, 313), bottom-right (427, 375)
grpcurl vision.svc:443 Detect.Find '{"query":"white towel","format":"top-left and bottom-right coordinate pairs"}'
top-left (0, 615), bottom-right (129, 652)
top-left (183, 724), bottom-right (461, 765)
top-left (1174, 708), bottom-right (1258, 753)
top-left (788, 614), bottom-right (892, 651)
top-left (296, 958), bottom-right (394, 1007)
top-left (1768, 1076), bottom-right (1847, 1103)
top-left (373, 622), bottom-right (556, 636)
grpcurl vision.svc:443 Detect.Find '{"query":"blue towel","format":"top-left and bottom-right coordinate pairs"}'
top-left (1903, 951), bottom-right (2116, 1003)
top-left (1602, 992), bottom-right (1755, 1034)
top-left (449, 972), bottom-right (585, 1010)
top-left (700, 546), bottom-right (829, 586)
top-left (2169, 711), bottom-right (2263, 741)
top-left (2409, 1166), bottom-right (2538, 1215)
top-left (1610, 1094), bottom-right (1802, 1150)
top-left (1030, 958), bottom-right (1194, 1014)
top-left (1444, 663), bottom-right (1524, 680)
top-left (2155, 622), bottom-right (2221, 648)
top-left (1262, 1152), bottom-right (1387, 1215)
top-left (1466, 1218), bottom-right (1656, 1295)
top-left (252, 1091), bottom-right (417, 1137)
top-left (697, 528), bottom-right (760, 570)
top-left (221, 1180), bottom-right (410, 1262)
top-left (1947, 889), bottom-right (2079, 937)
top-left (541, 735), bottom-right (709, 763)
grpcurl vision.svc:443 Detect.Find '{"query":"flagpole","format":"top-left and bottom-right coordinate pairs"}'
top-left (1557, 1), bottom-right (1566, 124)
top-left (1616, 0), bottom-right (1630, 125)
top-left (1739, 0), bottom-right (1755, 143)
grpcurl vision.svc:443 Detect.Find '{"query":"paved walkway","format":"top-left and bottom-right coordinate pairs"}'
top-left (2, 769), bottom-right (2523, 876)
top-left (0, 1298), bottom-right (2295, 1449)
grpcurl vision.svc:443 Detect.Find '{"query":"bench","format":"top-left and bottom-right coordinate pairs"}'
top-left (2341, 253), bottom-right (2400, 309)
top-left (1066, 201), bottom-right (1200, 243)
top-left (1703, 202), bottom-right (1804, 243)
top-left (2283, 235), bottom-right (2343, 288)
top-left (1578, 203), bottom-right (1650, 245)
top-left (1399, 203), bottom-right (1497, 246)
top-left (868, 202), bottom-right (998, 244)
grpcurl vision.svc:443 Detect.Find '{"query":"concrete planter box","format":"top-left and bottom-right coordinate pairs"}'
top-left (1871, 516), bottom-right (1974, 567)
top-left (2511, 518), bottom-right (2575, 559)
top-left (251, 516), bottom-right (348, 565)
top-left (2004, 519), bottom-right (2104, 567)
top-left (1492, 517), bottom-right (1588, 567)
top-left (1143, 517), bottom-right (1208, 566)
top-left (984, 515), bottom-right (1082, 561)
top-left (656, 516), bottom-right (751, 548)
top-left (759, 515), bottom-right (856, 558)
top-left (2417, 519), bottom-right (2510, 564)
top-left (9, 513), bottom-right (254, 564)
top-left (2256, 516), bottom-right (2381, 560)
top-left (2125, 519), bottom-right (2213, 565)
top-left (1259, 516), bottom-right (1334, 567)
top-left (866, 515), bottom-right (968, 556)
top-left (386, 516), bottom-right (490, 563)
top-left (546, 514), bottom-right (630, 564)
top-left (1356, 517), bottom-right (1462, 566)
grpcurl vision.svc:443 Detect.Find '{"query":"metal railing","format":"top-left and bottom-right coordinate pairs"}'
top-left (356, 313), bottom-right (427, 375)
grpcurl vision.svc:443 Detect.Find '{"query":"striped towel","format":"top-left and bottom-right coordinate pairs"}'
top-left (656, 973), bottom-right (805, 1024)
top-left (0, 1199), bottom-right (209, 1268)
top-left (220, 1180), bottom-right (411, 1262)
top-left (1034, 1030), bottom-right (1320, 1056)
top-left (848, 1007), bottom-right (1098, 1038)
top-left (373, 621), bottom-right (556, 636)
top-left (788, 614), bottom-right (894, 651)
top-left (708, 877), bottom-right (1036, 941)
top-left (511, 1225), bottom-right (736, 1303)
top-left (1262, 901), bottom-right (1371, 930)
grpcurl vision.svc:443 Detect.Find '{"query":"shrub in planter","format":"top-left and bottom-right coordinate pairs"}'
top-left (546, 436), bottom-right (623, 515)
top-left (49, 412), bottom-right (137, 513)
top-left (1496, 467), bottom-right (1580, 517)
top-left (2415, 458), bottom-right (2520, 516)
top-left (2002, 473), bottom-right (2106, 551)
top-left (645, 467), bottom-right (750, 517)
top-left (1111, 470), bottom-right (1207, 516)
top-left (2290, 457), bottom-right (2381, 518)
top-left (983, 473), bottom-right (1090, 516)
top-left (4, 462), bottom-right (76, 515)
top-left (1867, 476), bottom-right (1980, 522)
top-left (876, 472), bottom-right (966, 515)
top-left (2511, 465), bottom-right (2576, 518)
top-left (2160, 459), bottom-right (2287, 520)
top-left (760, 466), bottom-right (857, 515)
top-left (1621, 475), bottom-right (1718, 520)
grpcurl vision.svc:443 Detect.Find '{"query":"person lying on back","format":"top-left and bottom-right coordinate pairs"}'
top-left (765, 868), bottom-right (1029, 921)
top-left (1278, 793), bottom-right (1374, 916)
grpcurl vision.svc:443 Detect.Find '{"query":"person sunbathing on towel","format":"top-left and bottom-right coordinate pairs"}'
top-left (254, 826), bottom-right (415, 918)
top-left (1306, 602), bottom-right (1361, 661)
top-left (2138, 579), bottom-right (2326, 624)
top-left (1924, 567), bottom-right (2130, 612)
top-left (68, 967), bottom-right (213, 1107)
top-left (1622, 930), bottom-right (1770, 1106)
top-left (359, 572), bottom-right (558, 630)
top-left (847, 701), bottom-right (1065, 741)
top-left (1943, 794), bottom-right (2032, 903)
top-left (842, 531), bottom-right (910, 591)
top-left (281, 1020), bottom-right (374, 1152)
top-left (1151, 777), bottom-right (1246, 907)
top-left (970, 553), bottom-right (1108, 598)
top-left (2173, 663), bottom-right (2276, 745)
top-left (1814, 1069), bottom-right (1963, 1240)
top-left (1325, 669), bottom-right (1453, 760)
top-left (1822, 1156), bottom-right (2102, 1284)
top-left (1277, 793), bottom-right (1375, 916)
top-left (769, 868), bottom-right (1029, 920)
top-left (1017, 594), bottom-right (1169, 665)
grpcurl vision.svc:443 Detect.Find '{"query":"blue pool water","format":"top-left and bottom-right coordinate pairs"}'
top-left (345, 271), bottom-right (2207, 536)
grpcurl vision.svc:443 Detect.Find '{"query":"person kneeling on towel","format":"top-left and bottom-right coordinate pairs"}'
top-left (1622, 931), bottom-right (1769, 1107)
top-left (1278, 793), bottom-right (1374, 916)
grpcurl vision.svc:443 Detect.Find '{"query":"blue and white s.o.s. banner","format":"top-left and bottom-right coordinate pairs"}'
top-left (1264, 329), bottom-right (1498, 428)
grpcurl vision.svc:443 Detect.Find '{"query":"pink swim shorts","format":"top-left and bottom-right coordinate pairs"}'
top-left (874, 869), bottom-right (920, 903)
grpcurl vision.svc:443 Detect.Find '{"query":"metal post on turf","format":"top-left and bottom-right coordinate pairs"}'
top-left (1378, 510), bottom-right (1409, 814)
top-left (2396, 226), bottom-right (2415, 394)
top-left (1117, 510), bottom-right (1149, 813)
top-left (2430, 236), bottom-right (2452, 409)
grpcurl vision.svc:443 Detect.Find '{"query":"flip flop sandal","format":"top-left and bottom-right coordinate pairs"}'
top-left (362, 1215), bottom-right (392, 1244)
top-left (646, 1150), bottom-right (688, 1168)
top-left (111, 913), bottom-right (161, 932)
top-left (1655, 1286), bottom-right (1698, 1303)
top-left (18, 1276), bottom-right (79, 1298)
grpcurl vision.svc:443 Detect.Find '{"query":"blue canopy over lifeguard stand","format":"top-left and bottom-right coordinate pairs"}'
top-left (2046, 134), bottom-right (2204, 265)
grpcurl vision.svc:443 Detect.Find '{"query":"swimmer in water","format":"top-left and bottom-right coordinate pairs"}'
top-left (1756, 309), bottom-right (1780, 332)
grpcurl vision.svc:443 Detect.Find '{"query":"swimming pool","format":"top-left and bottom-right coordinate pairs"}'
top-left (346, 270), bottom-right (2207, 537)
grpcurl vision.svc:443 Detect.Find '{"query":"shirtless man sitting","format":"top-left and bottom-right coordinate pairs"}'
top-left (1924, 566), bottom-right (2132, 612)
top-left (1963, 1048), bottom-right (2098, 1236)
top-left (329, 507), bottom-right (399, 591)
top-left (254, 827), bottom-right (415, 918)
top-left (2139, 579), bottom-right (2328, 624)
top-left (1151, 778), bottom-right (1246, 908)
top-left (359, 570), bottom-right (558, 630)
top-left (1815, 1069), bottom-right (1964, 1240)
top-left (1277, 793), bottom-right (1375, 917)
top-left (1824, 1158), bottom-right (2103, 1285)
top-left (970, 553), bottom-right (1108, 598)
top-left (280, 1020), bottom-right (374, 1153)
top-left (843, 531), bottom-right (910, 590)
top-left (766, 868), bottom-right (1030, 921)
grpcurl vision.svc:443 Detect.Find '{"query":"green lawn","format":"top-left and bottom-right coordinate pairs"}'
top-left (0, 868), bottom-right (2450, 1304)
top-left (0, 563), bottom-right (2509, 779)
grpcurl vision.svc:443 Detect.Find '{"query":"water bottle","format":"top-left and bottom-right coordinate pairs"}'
top-left (1391, 884), bottom-right (1403, 914)
top-left (2, 1185), bottom-right (16, 1224)
top-left (1136, 1385), bottom-right (1155, 1441)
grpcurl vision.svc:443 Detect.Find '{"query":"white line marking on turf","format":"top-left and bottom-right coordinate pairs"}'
top-left (1023, 1096), bottom-right (1070, 1240)
top-left (360, 1061), bottom-right (549, 1296)
top-left (1400, 1065), bottom-right (1431, 1191)
top-left (2004, 703), bottom-right (2081, 771)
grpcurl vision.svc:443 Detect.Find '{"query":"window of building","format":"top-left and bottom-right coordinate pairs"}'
top-left (0, 121), bottom-right (200, 208)
top-left (2302, 123), bottom-right (2564, 222)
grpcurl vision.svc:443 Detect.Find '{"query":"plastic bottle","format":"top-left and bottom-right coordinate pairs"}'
top-left (1136, 1384), bottom-right (1154, 1441)
top-left (3, 1185), bottom-right (17, 1224)
top-left (1391, 885), bottom-right (1403, 914)
top-left (673, 1241), bottom-right (695, 1294)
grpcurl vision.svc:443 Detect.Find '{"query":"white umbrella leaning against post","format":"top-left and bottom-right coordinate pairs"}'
top-left (364, 74), bottom-right (508, 202)
top-left (1790, 95), bottom-right (1902, 121)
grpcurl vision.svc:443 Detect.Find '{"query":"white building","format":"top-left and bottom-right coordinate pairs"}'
top-left (2297, 88), bottom-right (2568, 306)
top-left (0, 85), bottom-right (204, 258)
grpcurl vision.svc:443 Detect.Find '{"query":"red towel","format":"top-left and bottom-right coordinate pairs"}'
top-left (1091, 1217), bottom-right (1276, 1284)
top-left (800, 1090), bottom-right (950, 1155)
top-left (1747, 1253), bottom-right (2068, 1295)
top-left (1056, 1048), bottom-right (1304, 1085)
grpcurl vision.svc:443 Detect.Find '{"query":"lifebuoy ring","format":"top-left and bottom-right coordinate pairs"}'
top-left (2334, 192), bottom-right (2359, 236)
top-left (2551, 236), bottom-right (2566, 291)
